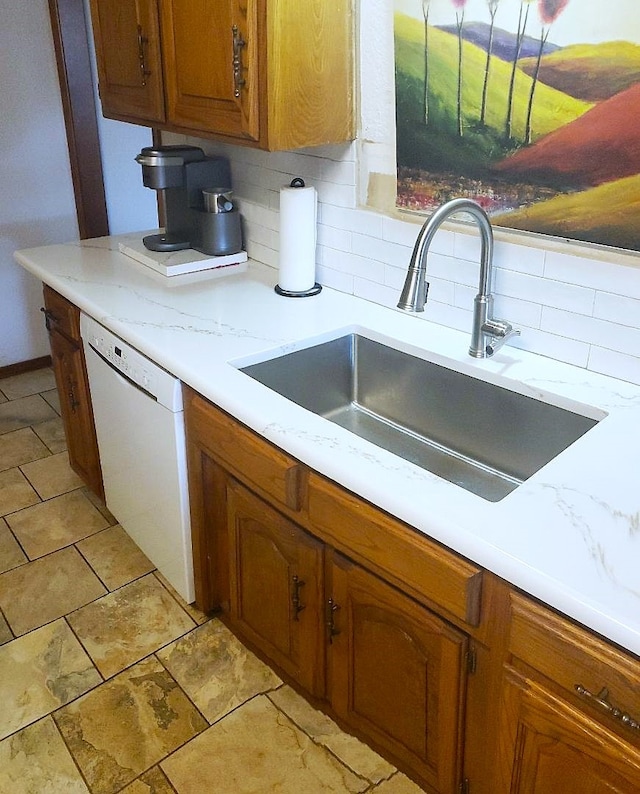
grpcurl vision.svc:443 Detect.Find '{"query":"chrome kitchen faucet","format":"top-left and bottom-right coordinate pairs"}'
top-left (397, 198), bottom-right (520, 358)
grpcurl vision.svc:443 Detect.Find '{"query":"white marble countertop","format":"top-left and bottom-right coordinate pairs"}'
top-left (15, 233), bottom-right (640, 656)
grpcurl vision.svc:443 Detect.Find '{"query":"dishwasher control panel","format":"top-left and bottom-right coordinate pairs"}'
top-left (80, 313), bottom-right (183, 411)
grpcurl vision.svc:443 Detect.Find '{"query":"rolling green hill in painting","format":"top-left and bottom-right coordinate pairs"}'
top-left (493, 173), bottom-right (640, 251)
top-left (519, 41), bottom-right (640, 102)
top-left (394, 12), bottom-right (591, 174)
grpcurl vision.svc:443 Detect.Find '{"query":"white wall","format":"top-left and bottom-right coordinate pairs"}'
top-left (165, 0), bottom-right (640, 386)
top-left (0, 0), bottom-right (78, 366)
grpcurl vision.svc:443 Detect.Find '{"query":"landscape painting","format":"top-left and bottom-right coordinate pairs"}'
top-left (394, 0), bottom-right (640, 251)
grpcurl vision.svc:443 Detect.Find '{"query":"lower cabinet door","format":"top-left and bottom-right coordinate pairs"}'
top-left (49, 329), bottom-right (104, 500)
top-left (496, 667), bottom-right (640, 793)
top-left (329, 552), bottom-right (468, 794)
top-left (226, 478), bottom-right (325, 696)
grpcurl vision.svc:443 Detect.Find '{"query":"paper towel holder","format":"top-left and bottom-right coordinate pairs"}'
top-left (275, 178), bottom-right (322, 298)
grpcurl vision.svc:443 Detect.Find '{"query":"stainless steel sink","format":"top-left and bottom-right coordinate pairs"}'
top-left (240, 334), bottom-right (600, 501)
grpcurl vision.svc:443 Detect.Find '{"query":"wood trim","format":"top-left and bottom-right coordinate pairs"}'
top-left (48, 0), bottom-right (109, 239)
top-left (0, 356), bottom-right (52, 380)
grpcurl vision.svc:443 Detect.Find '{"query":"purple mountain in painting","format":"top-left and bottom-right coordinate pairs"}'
top-left (436, 23), bottom-right (560, 62)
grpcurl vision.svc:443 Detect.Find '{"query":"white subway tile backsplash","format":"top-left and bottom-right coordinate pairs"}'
top-left (246, 240), bottom-right (278, 268)
top-left (494, 270), bottom-right (595, 315)
top-left (319, 247), bottom-right (385, 283)
top-left (514, 327), bottom-right (590, 368)
top-left (587, 347), bottom-right (640, 386)
top-left (317, 223), bottom-right (352, 252)
top-left (493, 238), bottom-right (545, 276)
top-left (453, 229), bottom-right (483, 263)
top-left (316, 263), bottom-right (354, 294)
top-left (542, 308), bottom-right (640, 358)
top-left (321, 158), bottom-right (358, 186)
top-left (351, 233), bottom-right (408, 267)
top-left (353, 278), bottom-right (398, 308)
top-left (428, 253), bottom-right (479, 289)
top-left (320, 204), bottom-right (384, 237)
top-left (315, 180), bottom-right (358, 209)
top-left (545, 250), bottom-right (640, 300)
top-left (593, 292), bottom-right (640, 328)
top-left (490, 294), bottom-right (543, 330)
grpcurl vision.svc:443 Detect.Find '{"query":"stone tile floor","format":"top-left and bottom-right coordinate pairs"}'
top-left (0, 367), bottom-right (426, 794)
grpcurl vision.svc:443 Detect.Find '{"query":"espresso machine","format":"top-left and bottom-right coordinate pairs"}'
top-left (135, 145), bottom-right (242, 256)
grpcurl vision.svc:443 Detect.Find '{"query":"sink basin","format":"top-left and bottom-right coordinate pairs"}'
top-left (239, 334), bottom-right (600, 501)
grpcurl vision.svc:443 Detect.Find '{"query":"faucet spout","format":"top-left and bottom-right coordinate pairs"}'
top-left (397, 198), bottom-right (520, 359)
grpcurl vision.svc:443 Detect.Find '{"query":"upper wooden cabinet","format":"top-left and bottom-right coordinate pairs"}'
top-left (88, 0), bottom-right (165, 122)
top-left (87, 0), bottom-right (354, 150)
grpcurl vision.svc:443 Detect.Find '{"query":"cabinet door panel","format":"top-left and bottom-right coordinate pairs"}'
top-left (227, 479), bottom-right (324, 696)
top-left (88, 0), bottom-right (165, 121)
top-left (498, 668), bottom-right (640, 794)
top-left (160, 0), bottom-right (259, 140)
top-left (48, 330), bottom-right (104, 500)
top-left (43, 287), bottom-right (104, 500)
top-left (330, 554), bottom-right (467, 794)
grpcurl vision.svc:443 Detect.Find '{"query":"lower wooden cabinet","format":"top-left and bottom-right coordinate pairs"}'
top-left (227, 478), bottom-right (325, 697)
top-left (497, 667), bottom-right (640, 793)
top-left (330, 553), bottom-right (467, 793)
top-left (183, 387), bottom-right (640, 794)
top-left (496, 593), bottom-right (640, 793)
top-left (42, 286), bottom-right (104, 500)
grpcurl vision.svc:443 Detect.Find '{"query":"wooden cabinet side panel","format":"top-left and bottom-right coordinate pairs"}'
top-left (266, 0), bottom-right (354, 149)
top-left (185, 442), bottom-right (229, 613)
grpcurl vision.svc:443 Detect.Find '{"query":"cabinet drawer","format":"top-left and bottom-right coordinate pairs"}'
top-left (184, 389), bottom-right (304, 511)
top-left (308, 473), bottom-right (483, 626)
top-left (43, 285), bottom-right (80, 341)
top-left (509, 592), bottom-right (640, 736)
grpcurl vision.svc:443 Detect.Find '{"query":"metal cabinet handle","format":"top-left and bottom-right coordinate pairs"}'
top-left (41, 307), bottom-right (58, 332)
top-left (291, 575), bottom-right (305, 620)
top-left (232, 24), bottom-right (246, 98)
top-left (67, 377), bottom-right (80, 413)
top-left (137, 25), bottom-right (151, 86)
top-left (575, 684), bottom-right (640, 732)
top-left (326, 598), bottom-right (340, 643)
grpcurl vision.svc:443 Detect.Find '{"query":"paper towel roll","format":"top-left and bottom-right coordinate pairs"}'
top-left (277, 179), bottom-right (318, 294)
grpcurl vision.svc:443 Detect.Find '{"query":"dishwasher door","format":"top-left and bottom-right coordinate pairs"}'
top-left (81, 316), bottom-right (194, 602)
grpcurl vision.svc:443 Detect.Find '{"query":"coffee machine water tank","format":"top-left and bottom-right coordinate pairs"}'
top-left (135, 145), bottom-right (238, 256)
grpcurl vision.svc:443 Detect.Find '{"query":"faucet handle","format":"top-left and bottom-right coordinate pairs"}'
top-left (482, 319), bottom-right (521, 357)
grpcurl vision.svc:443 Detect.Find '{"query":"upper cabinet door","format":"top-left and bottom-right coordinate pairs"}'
top-left (159, 0), bottom-right (260, 141)
top-left (88, 0), bottom-right (165, 123)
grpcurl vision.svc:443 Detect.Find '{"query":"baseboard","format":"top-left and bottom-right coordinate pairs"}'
top-left (0, 355), bottom-right (52, 379)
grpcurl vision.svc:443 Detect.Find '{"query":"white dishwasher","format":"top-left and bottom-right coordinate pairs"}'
top-left (80, 313), bottom-right (194, 602)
